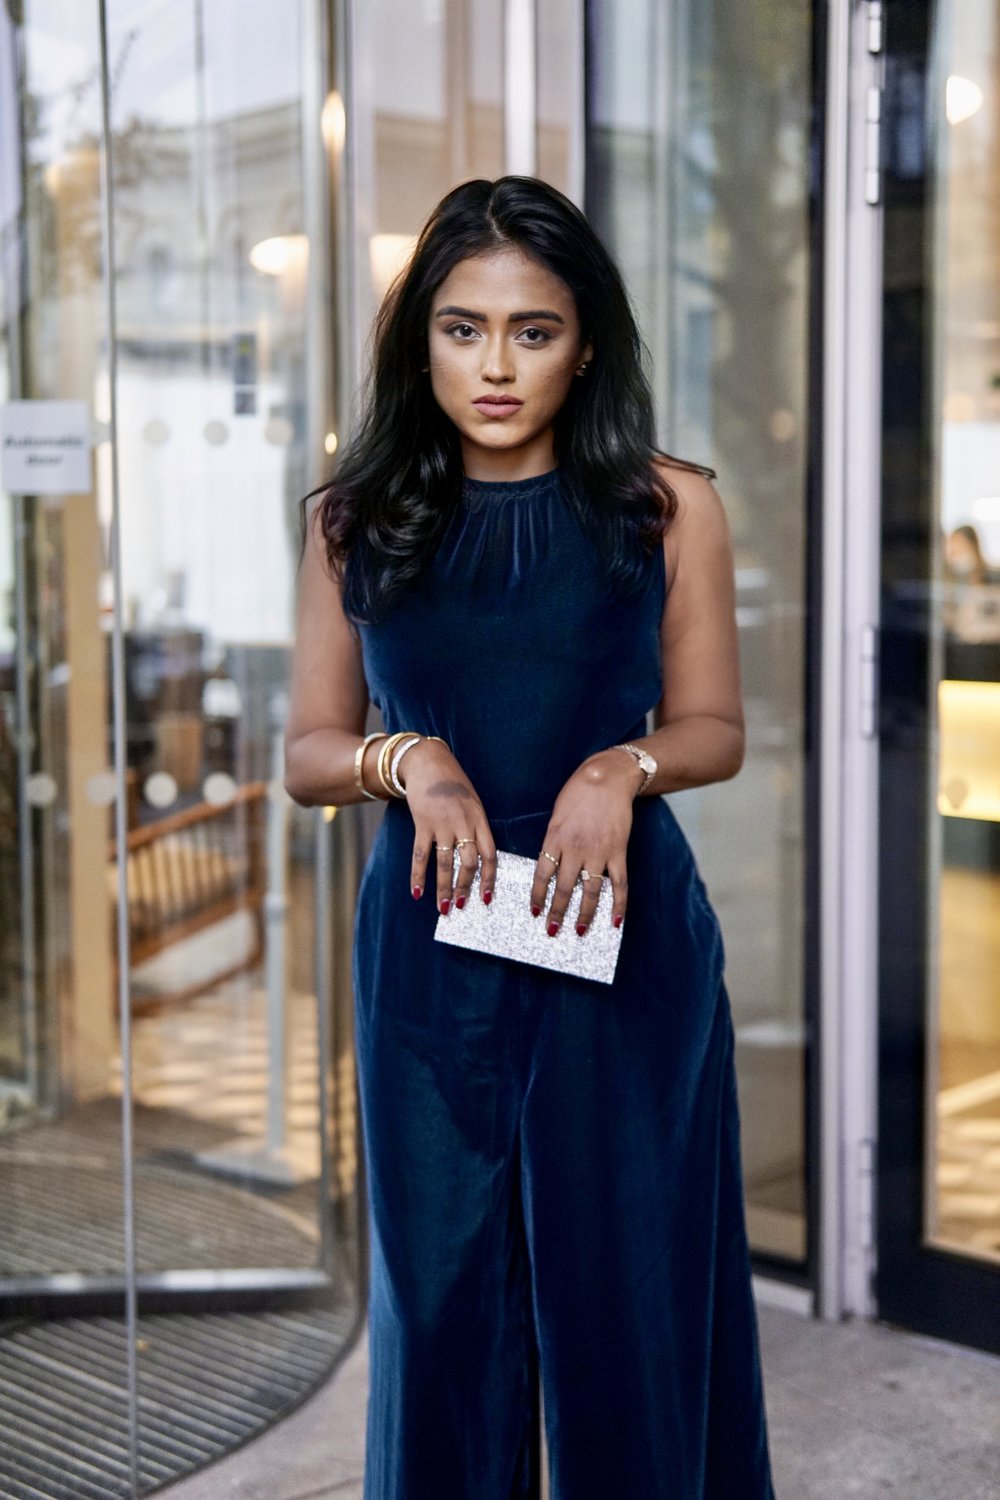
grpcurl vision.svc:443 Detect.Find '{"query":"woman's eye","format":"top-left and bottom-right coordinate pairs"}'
top-left (444, 323), bottom-right (550, 344)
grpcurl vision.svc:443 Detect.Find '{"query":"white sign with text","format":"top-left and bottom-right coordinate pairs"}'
top-left (1, 400), bottom-right (91, 494)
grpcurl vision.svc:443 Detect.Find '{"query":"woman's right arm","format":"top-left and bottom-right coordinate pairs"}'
top-left (283, 500), bottom-right (497, 909)
top-left (283, 500), bottom-right (376, 808)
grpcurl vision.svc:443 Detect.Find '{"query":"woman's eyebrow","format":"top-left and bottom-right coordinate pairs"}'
top-left (434, 305), bottom-right (566, 325)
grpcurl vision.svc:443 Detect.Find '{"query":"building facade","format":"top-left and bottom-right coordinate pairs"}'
top-left (0, 0), bottom-right (997, 1494)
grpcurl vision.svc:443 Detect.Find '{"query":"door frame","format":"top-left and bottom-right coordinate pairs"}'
top-left (818, 0), bottom-right (884, 1323)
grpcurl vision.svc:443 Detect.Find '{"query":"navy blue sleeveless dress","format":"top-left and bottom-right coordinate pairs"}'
top-left (352, 466), bottom-right (776, 1499)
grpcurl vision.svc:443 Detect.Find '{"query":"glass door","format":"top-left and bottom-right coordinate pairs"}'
top-left (1, 0), bottom-right (364, 1491)
top-left (585, 0), bottom-right (820, 1279)
top-left (877, 0), bottom-right (1000, 1355)
top-left (100, 0), bottom-right (341, 1302)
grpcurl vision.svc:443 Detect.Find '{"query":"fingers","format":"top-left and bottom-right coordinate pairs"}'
top-left (607, 860), bottom-right (627, 930)
top-left (412, 820), bottom-right (496, 912)
top-left (407, 831), bottom-right (458, 911)
top-left (410, 833), bottom-right (431, 902)
top-left (435, 839), bottom-right (457, 914)
top-left (451, 841), bottom-right (480, 909)
top-left (477, 823), bottom-right (497, 906)
top-left (531, 846), bottom-right (627, 935)
top-left (415, 821), bottom-right (621, 929)
top-left (530, 850), bottom-right (560, 919)
top-left (574, 862), bottom-right (606, 934)
top-left (543, 854), bottom-right (603, 937)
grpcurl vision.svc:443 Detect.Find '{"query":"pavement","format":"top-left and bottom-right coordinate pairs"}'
top-left (161, 1291), bottom-right (1000, 1499)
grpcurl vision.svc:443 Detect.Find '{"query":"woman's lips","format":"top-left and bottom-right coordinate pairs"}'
top-left (472, 397), bottom-right (523, 417)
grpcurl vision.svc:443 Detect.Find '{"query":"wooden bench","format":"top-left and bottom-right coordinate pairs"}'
top-left (108, 780), bottom-right (268, 1013)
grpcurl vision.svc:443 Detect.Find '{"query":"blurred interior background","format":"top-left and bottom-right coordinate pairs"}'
top-left (0, 0), bottom-right (998, 1494)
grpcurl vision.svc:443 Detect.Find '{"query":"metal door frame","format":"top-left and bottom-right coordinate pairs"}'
top-left (818, 0), bottom-right (885, 1324)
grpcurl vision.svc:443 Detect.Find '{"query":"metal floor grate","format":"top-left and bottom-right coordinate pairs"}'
top-left (0, 1098), bottom-right (324, 1277)
top-left (0, 1302), bottom-right (358, 1499)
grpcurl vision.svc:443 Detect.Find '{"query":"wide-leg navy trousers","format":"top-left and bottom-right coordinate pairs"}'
top-left (352, 800), bottom-right (776, 1499)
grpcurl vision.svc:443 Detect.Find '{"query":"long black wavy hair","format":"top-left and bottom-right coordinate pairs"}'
top-left (302, 175), bottom-right (715, 624)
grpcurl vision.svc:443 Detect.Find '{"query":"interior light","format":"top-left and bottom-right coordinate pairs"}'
top-left (369, 233), bottom-right (418, 297)
top-left (249, 234), bottom-right (308, 276)
top-left (938, 680), bottom-right (1000, 823)
top-left (946, 75), bottom-right (984, 125)
top-left (322, 91), bottom-right (346, 154)
top-left (943, 391), bottom-right (976, 422)
top-left (324, 431), bottom-right (338, 455)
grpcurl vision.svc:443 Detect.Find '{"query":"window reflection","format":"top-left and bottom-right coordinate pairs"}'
top-left (1, 1), bottom-right (360, 1489)
top-left (587, 0), bottom-right (811, 1263)
top-left (928, 0), bottom-right (1000, 1263)
top-left (357, 0), bottom-right (504, 335)
top-left (97, 0), bottom-right (326, 1248)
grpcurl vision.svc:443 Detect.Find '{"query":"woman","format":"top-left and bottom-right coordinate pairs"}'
top-left (285, 175), bottom-right (776, 1499)
top-left (943, 522), bottom-right (1000, 644)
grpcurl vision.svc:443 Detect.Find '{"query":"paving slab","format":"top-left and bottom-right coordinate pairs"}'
top-left (157, 1318), bottom-right (368, 1500)
top-left (161, 1301), bottom-right (1000, 1499)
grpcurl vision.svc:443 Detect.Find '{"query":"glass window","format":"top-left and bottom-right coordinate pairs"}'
top-left (1, 0), bottom-right (131, 1484)
top-left (0, 1), bottom-right (361, 1492)
top-left (357, 0), bottom-right (504, 334)
top-left (926, 0), bottom-right (1000, 1262)
top-left (587, 0), bottom-right (813, 1264)
top-left (537, 0), bottom-right (583, 197)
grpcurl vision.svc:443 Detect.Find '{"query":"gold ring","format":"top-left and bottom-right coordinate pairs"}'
top-left (579, 869), bottom-right (599, 881)
top-left (454, 838), bottom-right (477, 848)
top-left (541, 850), bottom-right (559, 865)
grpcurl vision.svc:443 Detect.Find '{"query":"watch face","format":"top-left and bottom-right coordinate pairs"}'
top-left (638, 751), bottom-right (657, 775)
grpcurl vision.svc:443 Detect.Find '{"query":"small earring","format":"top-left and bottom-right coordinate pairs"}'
top-left (576, 362), bottom-right (590, 376)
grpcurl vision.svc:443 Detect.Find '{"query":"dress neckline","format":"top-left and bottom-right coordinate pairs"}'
top-left (461, 466), bottom-right (561, 496)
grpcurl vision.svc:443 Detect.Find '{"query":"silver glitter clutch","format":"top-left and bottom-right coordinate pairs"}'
top-left (433, 847), bottom-right (623, 985)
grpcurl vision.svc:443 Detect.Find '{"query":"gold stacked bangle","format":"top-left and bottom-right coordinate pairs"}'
top-left (359, 726), bottom-right (449, 798)
top-left (354, 731), bottom-right (387, 800)
top-left (379, 732), bottom-right (418, 797)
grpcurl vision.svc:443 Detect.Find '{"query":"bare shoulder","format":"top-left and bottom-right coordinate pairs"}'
top-left (304, 491), bottom-right (338, 577)
top-left (652, 453), bottom-right (728, 528)
top-left (651, 455), bottom-right (733, 581)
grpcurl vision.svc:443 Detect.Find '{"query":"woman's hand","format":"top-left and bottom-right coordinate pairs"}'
top-left (530, 750), bottom-right (641, 935)
top-left (399, 739), bottom-right (498, 913)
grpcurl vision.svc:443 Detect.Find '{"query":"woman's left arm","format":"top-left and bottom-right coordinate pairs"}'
top-left (529, 462), bottom-right (744, 934)
top-left (641, 461), bottom-right (745, 786)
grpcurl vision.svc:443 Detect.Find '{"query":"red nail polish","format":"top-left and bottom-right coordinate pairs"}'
top-left (576, 922), bottom-right (587, 936)
top-left (613, 913), bottom-right (623, 928)
top-left (455, 895), bottom-right (465, 909)
top-left (547, 921), bottom-right (559, 937)
top-left (483, 890), bottom-right (492, 905)
top-left (440, 898), bottom-right (450, 914)
top-left (531, 904), bottom-right (541, 917)
top-left (412, 885), bottom-right (422, 900)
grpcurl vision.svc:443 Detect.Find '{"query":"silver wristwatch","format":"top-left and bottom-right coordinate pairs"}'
top-left (612, 742), bottom-right (657, 795)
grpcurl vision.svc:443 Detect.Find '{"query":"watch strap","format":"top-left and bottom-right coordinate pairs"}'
top-left (611, 741), bottom-right (656, 795)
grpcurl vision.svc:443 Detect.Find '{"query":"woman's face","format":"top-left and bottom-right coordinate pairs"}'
top-left (426, 245), bottom-right (592, 475)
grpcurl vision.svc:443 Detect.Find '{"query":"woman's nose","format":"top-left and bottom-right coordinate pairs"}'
top-left (480, 336), bottom-right (515, 382)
